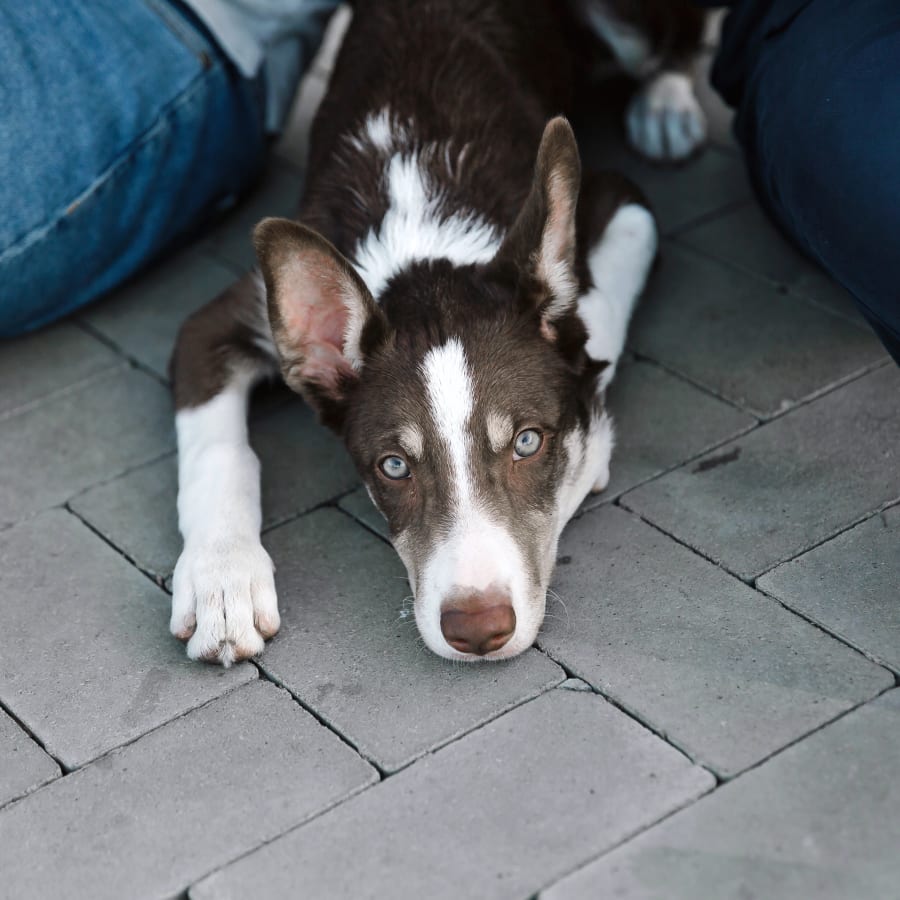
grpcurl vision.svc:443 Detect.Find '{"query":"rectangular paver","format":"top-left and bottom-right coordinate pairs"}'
top-left (622, 364), bottom-right (900, 580)
top-left (678, 201), bottom-right (862, 321)
top-left (0, 366), bottom-right (174, 526)
top-left (584, 360), bottom-right (755, 508)
top-left (81, 249), bottom-right (237, 379)
top-left (0, 509), bottom-right (254, 769)
top-left (540, 505), bottom-right (893, 777)
top-left (258, 508), bottom-right (565, 772)
top-left (0, 709), bottom-right (59, 808)
top-left (758, 504), bottom-right (900, 674)
top-left (191, 688), bottom-right (714, 900)
top-left (542, 689), bottom-right (900, 900)
top-left (0, 681), bottom-right (377, 900)
top-left (628, 243), bottom-right (886, 417)
top-left (338, 487), bottom-right (389, 540)
top-left (0, 322), bottom-right (119, 418)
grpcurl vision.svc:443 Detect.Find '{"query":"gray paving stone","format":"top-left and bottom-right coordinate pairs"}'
top-left (540, 505), bottom-right (893, 777)
top-left (0, 509), bottom-right (254, 769)
top-left (0, 323), bottom-right (119, 418)
top-left (0, 366), bottom-right (175, 526)
top-left (80, 249), bottom-right (237, 379)
top-left (191, 689), bottom-right (714, 900)
top-left (69, 453), bottom-right (181, 585)
top-left (0, 709), bottom-right (59, 807)
top-left (69, 397), bottom-right (357, 583)
top-left (758, 504), bottom-right (900, 675)
top-left (254, 397), bottom-right (359, 528)
top-left (0, 681), bottom-right (377, 900)
top-left (629, 243), bottom-right (886, 417)
top-left (203, 161), bottom-right (305, 272)
top-left (337, 486), bottom-right (389, 539)
top-left (678, 201), bottom-right (862, 321)
top-left (622, 365), bottom-right (900, 581)
top-left (542, 689), bottom-right (900, 900)
top-left (583, 361), bottom-right (755, 509)
top-left (258, 508), bottom-right (565, 772)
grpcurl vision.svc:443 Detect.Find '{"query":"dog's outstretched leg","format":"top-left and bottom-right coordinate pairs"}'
top-left (576, 173), bottom-right (658, 491)
top-left (572, 0), bottom-right (707, 161)
top-left (169, 274), bottom-right (281, 666)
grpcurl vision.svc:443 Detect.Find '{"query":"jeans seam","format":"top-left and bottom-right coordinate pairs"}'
top-left (142, 0), bottom-right (218, 68)
top-left (0, 62), bottom-right (226, 267)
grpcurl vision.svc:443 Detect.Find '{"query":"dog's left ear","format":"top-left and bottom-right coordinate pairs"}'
top-left (489, 116), bottom-right (581, 327)
top-left (254, 217), bottom-right (389, 426)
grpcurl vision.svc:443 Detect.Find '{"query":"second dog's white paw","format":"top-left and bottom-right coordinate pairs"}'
top-left (626, 72), bottom-right (707, 162)
top-left (170, 537), bottom-right (280, 666)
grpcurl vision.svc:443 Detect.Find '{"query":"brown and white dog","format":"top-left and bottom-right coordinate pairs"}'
top-left (169, 0), bottom-right (706, 666)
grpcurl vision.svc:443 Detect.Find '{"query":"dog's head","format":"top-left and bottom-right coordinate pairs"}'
top-left (255, 118), bottom-right (611, 660)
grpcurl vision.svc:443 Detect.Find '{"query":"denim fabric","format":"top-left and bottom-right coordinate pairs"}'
top-left (0, 1), bottom-right (268, 336)
top-left (714, 0), bottom-right (900, 364)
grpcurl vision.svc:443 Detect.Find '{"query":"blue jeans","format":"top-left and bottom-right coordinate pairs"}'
top-left (713, 0), bottom-right (900, 365)
top-left (0, 1), bottom-right (267, 337)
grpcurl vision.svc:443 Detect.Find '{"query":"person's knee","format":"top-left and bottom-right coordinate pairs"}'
top-left (741, 21), bottom-right (900, 353)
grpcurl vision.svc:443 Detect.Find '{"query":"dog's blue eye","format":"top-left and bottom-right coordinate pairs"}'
top-left (514, 429), bottom-right (542, 459)
top-left (380, 455), bottom-right (410, 480)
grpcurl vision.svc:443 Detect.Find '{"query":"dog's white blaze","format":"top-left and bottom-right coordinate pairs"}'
top-left (421, 338), bottom-right (475, 508)
top-left (578, 203), bottom-right (657, 390)
top-left (352, 152), bottom-right (501, 299)
top-left (415, 339), bottom-right (533, 658)
top-left (172, 371), bottom-right (279, 666)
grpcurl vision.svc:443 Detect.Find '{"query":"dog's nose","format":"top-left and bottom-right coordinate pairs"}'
top-left (440, 595), bottom-right (516, 656)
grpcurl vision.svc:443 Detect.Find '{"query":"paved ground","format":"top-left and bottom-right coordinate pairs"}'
top-left (1, 10), bottom-right (898, 899)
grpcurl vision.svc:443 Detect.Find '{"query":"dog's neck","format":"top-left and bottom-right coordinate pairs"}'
top-left (298, 1), bottom-right (574, 295)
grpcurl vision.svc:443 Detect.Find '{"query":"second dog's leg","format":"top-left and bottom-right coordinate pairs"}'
top-left (170, 274), bottom-right (281, 666)
top-left (572, 0), bottom-right (708, 161)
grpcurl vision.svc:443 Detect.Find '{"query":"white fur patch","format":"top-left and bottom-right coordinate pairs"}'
top-left (352, 151), bottom-right (501, 299)
top-left (627, 72), bottom-right (707, 161)
top-left (172, 373), bottom-right (279, 666)
top-left (486, 411), bottom-right (514, 454)
top-left (555, 411), bottom-right (615, 528)
top-left (398, 423), bottom-right (425, 460)
top-left (577, 204), bottom-right (657, 390)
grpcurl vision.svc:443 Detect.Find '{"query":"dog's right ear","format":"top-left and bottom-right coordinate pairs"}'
top-left (488, 116), bottom-right (582, 327)
top-left (254, 218), bottom-right (388, 423)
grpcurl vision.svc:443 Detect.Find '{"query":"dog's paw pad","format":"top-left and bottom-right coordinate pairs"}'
top-left (171, 537), bottom-right (280, 666)
top-left (626, 72), bottom-right (707, 162)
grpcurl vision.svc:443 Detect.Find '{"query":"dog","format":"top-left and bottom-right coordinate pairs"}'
top-left (169, 0), bottom-right (707, 666)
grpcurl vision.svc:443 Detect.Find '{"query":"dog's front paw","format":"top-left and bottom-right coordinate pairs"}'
top-left (626, 72), bottom-right (707, 162)
top-left (171, 537), bottom-right (280, 666)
